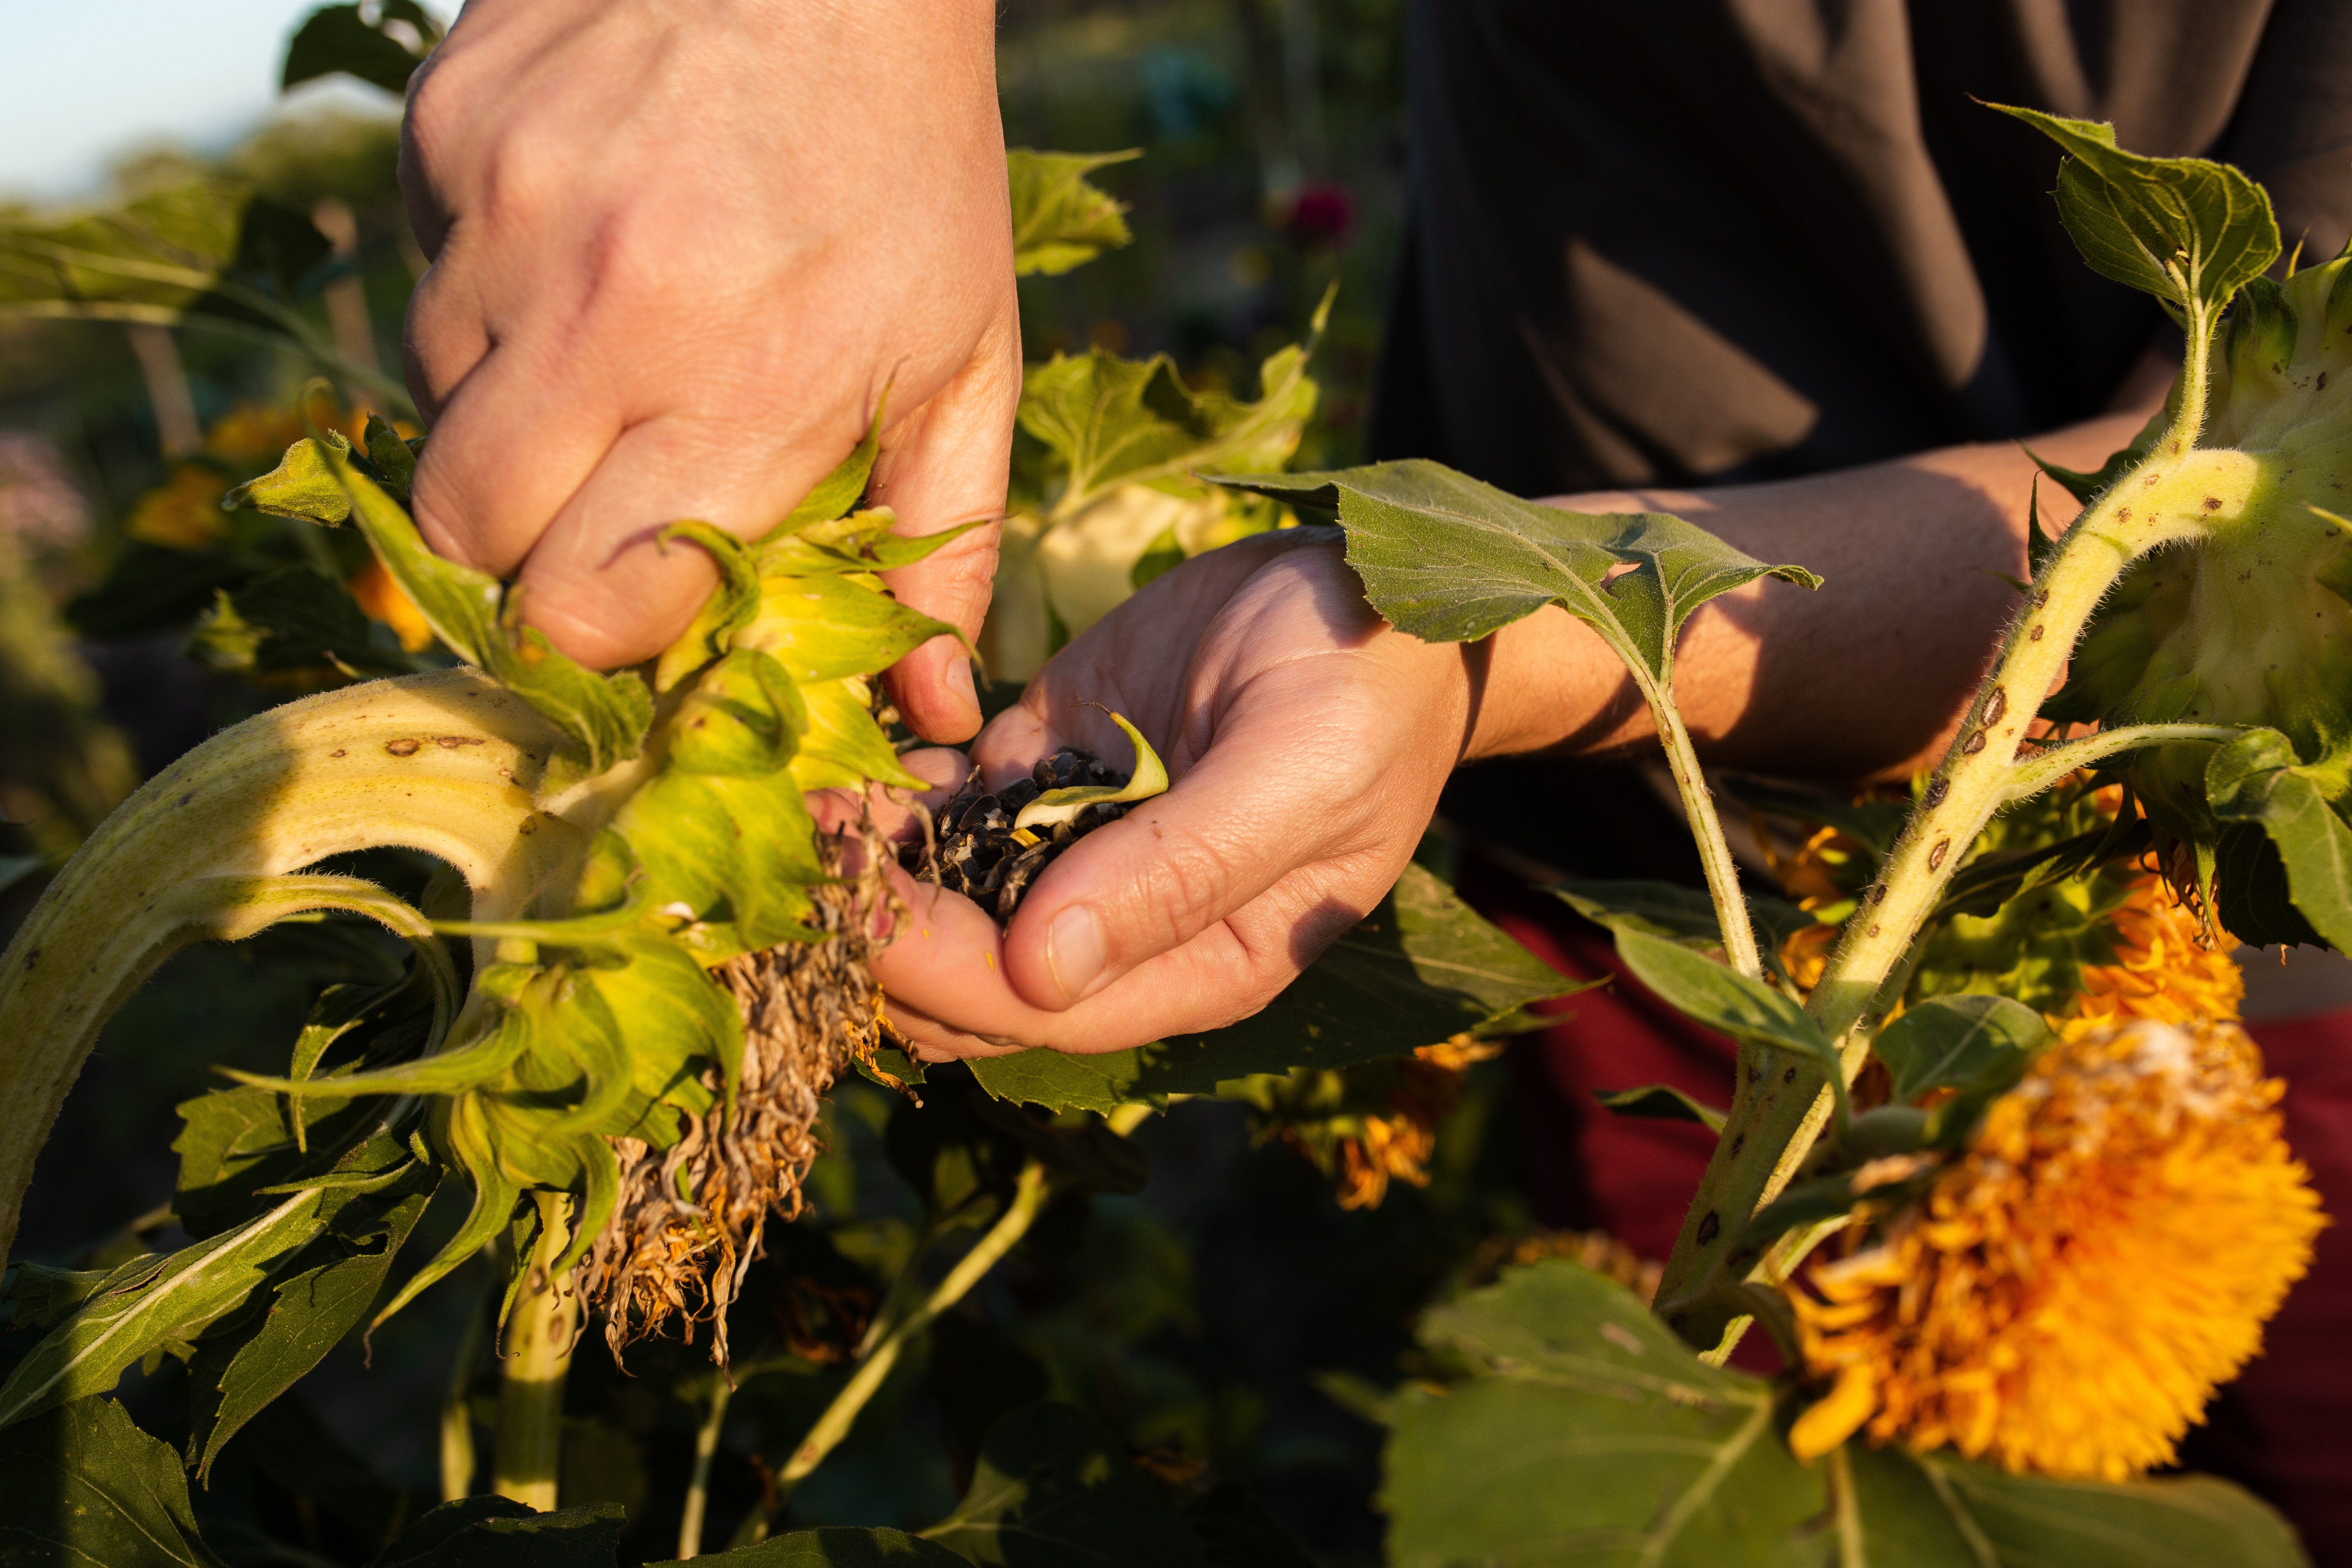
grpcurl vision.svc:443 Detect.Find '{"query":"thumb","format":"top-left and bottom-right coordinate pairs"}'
top-left (873, 300), bottom-right (1022, 744)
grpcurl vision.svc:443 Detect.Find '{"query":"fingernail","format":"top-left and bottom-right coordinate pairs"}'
top-left (948, 658), bottom-right (977, 712)
top-left (1044, 904), bottom-right (1109, 1006)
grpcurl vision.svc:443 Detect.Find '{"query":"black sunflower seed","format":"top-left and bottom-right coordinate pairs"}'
top-left (904, 745), bottom-right (1135, 922)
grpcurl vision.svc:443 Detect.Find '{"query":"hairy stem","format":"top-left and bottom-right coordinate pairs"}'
top-left (1998, 722), bottom-right (2241, 805)
top-left (492, 1197), bottom-right (579, 1510)
top-left (1651, 420), bottom-right (2261, 1345)
top-left (777, 1160), bottom-right (1051, 1499)
top-left (1654, 696), bottom-right (1763, 980)
top-left (677, 1375), bottom-right (732, 1560)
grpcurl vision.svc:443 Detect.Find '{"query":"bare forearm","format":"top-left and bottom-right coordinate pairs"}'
top-left (1464, 401), bottom-right (2165, 782)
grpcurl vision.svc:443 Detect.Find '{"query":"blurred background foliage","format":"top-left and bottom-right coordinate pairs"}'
top-left (0, 3), bottom-right (1625, 1565)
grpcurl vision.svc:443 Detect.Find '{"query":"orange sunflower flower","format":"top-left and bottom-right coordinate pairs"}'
top-left (1786, 1019), bottom-right (2324, 1480)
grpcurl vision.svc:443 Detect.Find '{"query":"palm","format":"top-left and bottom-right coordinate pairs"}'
top-left (873, 530), bottom-right (1475, 1057)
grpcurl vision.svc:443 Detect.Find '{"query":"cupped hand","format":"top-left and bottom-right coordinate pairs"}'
top-left (868, 528), bottom-right (1485, 1058)
top-left (399, 0), bottom-right (1017, 741)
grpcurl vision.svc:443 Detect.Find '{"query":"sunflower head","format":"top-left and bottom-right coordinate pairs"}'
top-left (1787, 1018), bottom-right (2325, 1481)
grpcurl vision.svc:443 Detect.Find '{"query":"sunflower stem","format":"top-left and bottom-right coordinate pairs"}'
top-left (438, 1246), bottom-right (497, 1502)
top-left (776, 1160), bottom-right (1051, 1501)
top-left (1653, 697), bottom-right (1763, 981)
top-left (676, 1374), bottom-right (732, 1560)
top-left (1651, 397), bottom-right (2260, 1348)
top-left (491, 1195), bottom-right (579, 1510)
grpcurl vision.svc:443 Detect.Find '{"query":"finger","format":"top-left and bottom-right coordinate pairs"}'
top-left (513, 409), bottom-right (862, 669)
top-left (875, 301), bottom-right (1023, 744)
top-left (870, 852), bottom-right (1364, 1053)
top-left (405, 335), bottom-right (617, 576)
top-left (999, 695), bottom-right (1383, 1011)
top-left (805, 746), bottom-right (966, 842)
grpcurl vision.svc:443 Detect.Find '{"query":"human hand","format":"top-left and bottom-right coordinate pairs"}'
top-left (869, 528), bottom-right (1484, 1057)
top-left (399, 0), bottom-right (1017, 741)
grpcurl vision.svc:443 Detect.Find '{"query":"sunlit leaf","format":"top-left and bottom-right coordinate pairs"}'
top-left (1225, 461), bottom-right (1818, 696)
top-left (1556, 879), bottom-right (1816, 985)
top-left (1594, 1084), bottom-right (1727, 1134)
top-left (1009, 149), bottom-right (1141, 277)
top-left (0, 1189), bottom-right (334, 1430)
top-left (1385, 1260), bottom-right (1820, 1567)
top-left (1994, 105), bottom-right (2278, 326)
top-left (315, 444), bottom-right (652, 776)
top-left (1868, 994), bottom-right (2048, 1104)
top-left (186, 1154), bottom-right (437, 1479)
top-left (1608, 927), bottom-right (1835, 1069)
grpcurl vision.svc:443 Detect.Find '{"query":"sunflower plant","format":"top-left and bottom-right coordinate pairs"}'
top-left (0, 11), bottom-right (2338, 1558)
top-left (1228, 110), bottom-right (2334, 1563)
top-left (0, 33), bottom-right (1572, 1562)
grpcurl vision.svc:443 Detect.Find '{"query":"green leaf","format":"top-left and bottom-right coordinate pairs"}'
top-left (756, 411), bottom-right (886, 563)
top-left (365, 1498), bottom-right (626, 1568)
top-left (1021, 318), bottom-right (1324, 518)
top-left (1384, 1259), bottom-right (1822, 1568)
top-left (1869, 994), bottom-right (2049, 1103)
top-left (791, 678), bottom-right (927, 792)
top-left (968, 864), bottom-right (1580, 1113)
top-left (2207, 726), bottom-right (2352, 951)
top-left (282, 2), bottom-right (440, 94)
top-left (0, 1396), bottom-right (228, 1568)
top-left (1608, 927), bottom-right (1835, 1068)
top-left (3, 1263), bottom-right (116, 1336)
top-left (653, 521), bottom-right (766, 693)
top-left (1593, 1084), bottom-right (1727, 1134)
top-left (1008, 150), bottom-right (1141, 277)
top-left (687, 1529), bottom-right (971, 1566)
top-left (0, 178), bottom-right (327, 322)
top-left (318, 444), bottom-right (652, 776)
top-left (1836, 1440), bottom-right (2309, 1568)
top-left (223, 435), bottom-right (349, 523)
top-left (667, 648), bottom-right (808, 778)
top-left (919, 1402), bottom-right (1204, 1568)
top-left (1992, 105), bottom-right (2279, 326)
top-left (186, 1155), bottom-right (437, 1479)
top-left (736, 573), bottom-right (960, 686)
top-left (2023, 409), bottom-right (2163, 509)
top-left (1225, 461), bottom-right (1818, 695)
top-left (0, 1188), bottom-right (334, 1430)
top-left (1556, 878), bottom-right (1817, 984)
top-left (185, 567), bottom-right (409, 678)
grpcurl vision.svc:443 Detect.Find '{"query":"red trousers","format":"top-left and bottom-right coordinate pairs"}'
top-left (1466, 861), bottom-right (2352, 1562)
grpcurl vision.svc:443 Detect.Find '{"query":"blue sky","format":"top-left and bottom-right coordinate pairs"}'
top-left (1, 0), bottom-right (410, 201)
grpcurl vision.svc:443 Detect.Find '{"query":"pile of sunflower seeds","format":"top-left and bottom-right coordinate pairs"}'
top-left (904, 747), bottom-right (1130, 922)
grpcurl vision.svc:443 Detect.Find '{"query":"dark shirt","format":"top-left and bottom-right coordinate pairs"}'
top-left (1385, 0), bottom-right (2352, 881)
top-left (1372, 0), bottom-right (2352, 499)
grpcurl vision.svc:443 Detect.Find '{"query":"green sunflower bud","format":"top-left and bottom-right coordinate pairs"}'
top-left (2053, 251), bottom-right (2352, 837)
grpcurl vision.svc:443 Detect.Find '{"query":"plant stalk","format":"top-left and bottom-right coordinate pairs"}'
top-left (775, 1160), bottom-right (1051, 1500)
top-left (492, 1196), bottom-right (579, 1510)
top-left (1650, 416), bottom-right (2260, 1346)
top-left (676, 1375), bottom-right (732, 1560)
top-left (439, 1248), bottom-right (496, 1503)
top-left (1653, 696), bottom-right (1763, 980)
